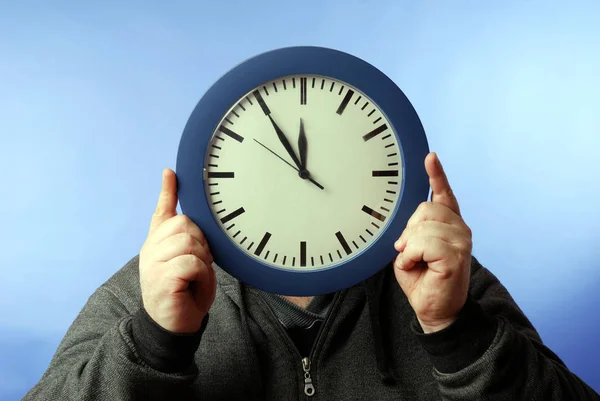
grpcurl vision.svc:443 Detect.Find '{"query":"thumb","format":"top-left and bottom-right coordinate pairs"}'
top-left (149, 168), bottom-right (178, 234)
top-left (425, 152), bottom-right (461, 216)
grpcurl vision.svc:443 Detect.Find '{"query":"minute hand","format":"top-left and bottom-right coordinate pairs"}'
top-left (268, 115), bottom-right (302, 170)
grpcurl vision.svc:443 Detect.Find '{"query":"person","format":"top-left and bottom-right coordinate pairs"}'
top-left (23, 153), bottom-right (599, 400)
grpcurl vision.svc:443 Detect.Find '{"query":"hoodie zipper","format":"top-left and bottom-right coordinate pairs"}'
top-left (302, 357), bottom-right (315, 396)
top-left (256, 291), bottom-right (346, 399)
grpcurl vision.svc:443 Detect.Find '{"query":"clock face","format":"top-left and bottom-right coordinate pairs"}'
top-left (203, 74), bottom-right (403, 271)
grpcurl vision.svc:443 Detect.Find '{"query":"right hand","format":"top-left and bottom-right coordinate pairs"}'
top-left (139, 168), bottom-right (217, 333)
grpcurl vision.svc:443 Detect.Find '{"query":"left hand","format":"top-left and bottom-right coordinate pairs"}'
top-left (394, 152), bottom-right (473, 333)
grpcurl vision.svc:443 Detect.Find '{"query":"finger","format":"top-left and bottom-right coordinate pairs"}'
top-left (394, 236), bottom-right (456, 272)
top-left (403, 202), bottom-right (463, 240)
top-left (394, 220), bottom-right (469, 252)
top-left (151, 232), bottom-right (213, 264)
top-left (425, 152), bottom-right (461, 216)
top-left (164, 254), bottom-right (208, 284)
top-left (149, 169), bottom-right (179, 234)
top-left (148, 214), bottom-right (206, 246)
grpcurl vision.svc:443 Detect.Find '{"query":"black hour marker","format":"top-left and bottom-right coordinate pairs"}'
top-left (233, 230), bottom-right (241, 238)
top-left (272, 82), bottom-right (278, 92)
top-left (329, 253), bottom-right (333, 262)
top-left (372, 170), bottom-right (399, 177)
top-left (292, 78), bottom-right (296, 88)
top-left (283, 255), bottom-right (287, 265)
top-left (388, 162), bottom-right (399, 166)
top-left (245, 96), bottom-right (254, 105)
top-left (337, 250), bottom-right (343, 259)
top-left (320, 255), bottom-right (324, 265)
top-left (213, 200), bottom-right (223, 205)
top-left (361, 102), bottom-right (369, 110)
top-left (336, 89), bottom-right (354, 115)
top-left (329, 82), bottom-right (335, 92)
top-left (220, 207), bottom-right (245, 224)
top-left (300, 77), bottom-right (307, 105)
top-left (366, 229), bottom-right (374, 236)
top-left (311, 257), bottom-right (315, 266)
top-left (253, 90), bottom-right (270, 115)
top-left (282, 79), bottom-right (287, 90)
top-left (218, 125), bottom-right (244, 143)
top-left (335, 231), bottom-right (352, 255)
top-left (363, 124), bottom-right (388, 141)
top-left (320, 79), bottom-right (325, 90)
top-left (373, 117), bottom-right (382, 124)
top-left (338, 85), bottom-right (345, 95)
top-left (300, 241), bottom-right (307, 267)
top-left (207, 171), bottom-right (234, 178)
top-left (254, 232), bottom-right (272, 257)
top-left (231, 110), bottom-right (240, 118)
top-left (382, 134), bottom-right (392, 140)
top-left (367, 109), bottom-right (376, 117)
top-left (238, 103), bottom-right (246, 111)
top-left (224, 117), bottom-right (234, 125)
top-left (263, 86), bottom-right (269, 96)
top-left (354, 95), bottom-right (362, 105)
top-left (362, 205), bottom-right (387, 222)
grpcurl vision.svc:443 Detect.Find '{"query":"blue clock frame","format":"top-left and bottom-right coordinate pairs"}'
top-left (176, 46), bottom-right (429, 296)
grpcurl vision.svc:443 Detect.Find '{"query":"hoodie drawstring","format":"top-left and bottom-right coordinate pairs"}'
top-left (364, 264), bottom-right (398, 384)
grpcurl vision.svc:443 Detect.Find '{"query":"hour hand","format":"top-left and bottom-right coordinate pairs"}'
top-left (268, 115), bottom-right (302, 170)
top-left (298, 118), bottom-right (307, 171)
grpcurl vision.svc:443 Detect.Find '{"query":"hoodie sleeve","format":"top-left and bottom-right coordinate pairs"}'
top-left (414, 257), bottom-right (599, 400)
top-left (22, 284), bottom-right (205, 401)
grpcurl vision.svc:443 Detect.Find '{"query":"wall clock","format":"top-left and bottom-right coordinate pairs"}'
top-left (176, 46), bottom-right (429, 296)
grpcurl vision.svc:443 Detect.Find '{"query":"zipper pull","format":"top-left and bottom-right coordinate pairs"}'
top-left (302, 357), bottom-right (315, 397)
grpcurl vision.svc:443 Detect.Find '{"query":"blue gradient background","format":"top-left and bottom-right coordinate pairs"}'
top-left (1, 1), bottom-right (598, 399)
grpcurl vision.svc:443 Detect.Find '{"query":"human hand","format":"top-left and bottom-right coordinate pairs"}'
top-left (394, 153), bottom-right (472, 333)
top-left (139, 169), bottom-right (217, 333)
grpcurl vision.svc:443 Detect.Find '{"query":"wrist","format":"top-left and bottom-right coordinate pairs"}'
top-left (130, 307), bottom-right (209, 373)
top-left (413, 296), bottom-right (498, 373)
top-left (418, 317), bottom-right (456, 334)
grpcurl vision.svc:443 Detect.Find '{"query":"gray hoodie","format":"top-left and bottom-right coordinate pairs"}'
top-left (23, 256), bottom-right (599, 400)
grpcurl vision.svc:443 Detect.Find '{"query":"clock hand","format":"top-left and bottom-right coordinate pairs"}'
top-left (268, 115), bottom-right (304, 172)
top-left (298, 118), bottom-right (307, 171)
top-left (253, 138), bottom-right (324, 190)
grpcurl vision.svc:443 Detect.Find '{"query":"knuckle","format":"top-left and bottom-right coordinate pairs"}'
top-left (417, 201), bottom-right (430, 212)
top-left (173, 214), bottom-right (190, 227)
top-left (181, 232), bottom-right (196, 250)
top-left (188, 254), bottom-right (204, 270)
top-left (464, 224), bottom-right (473, 238)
